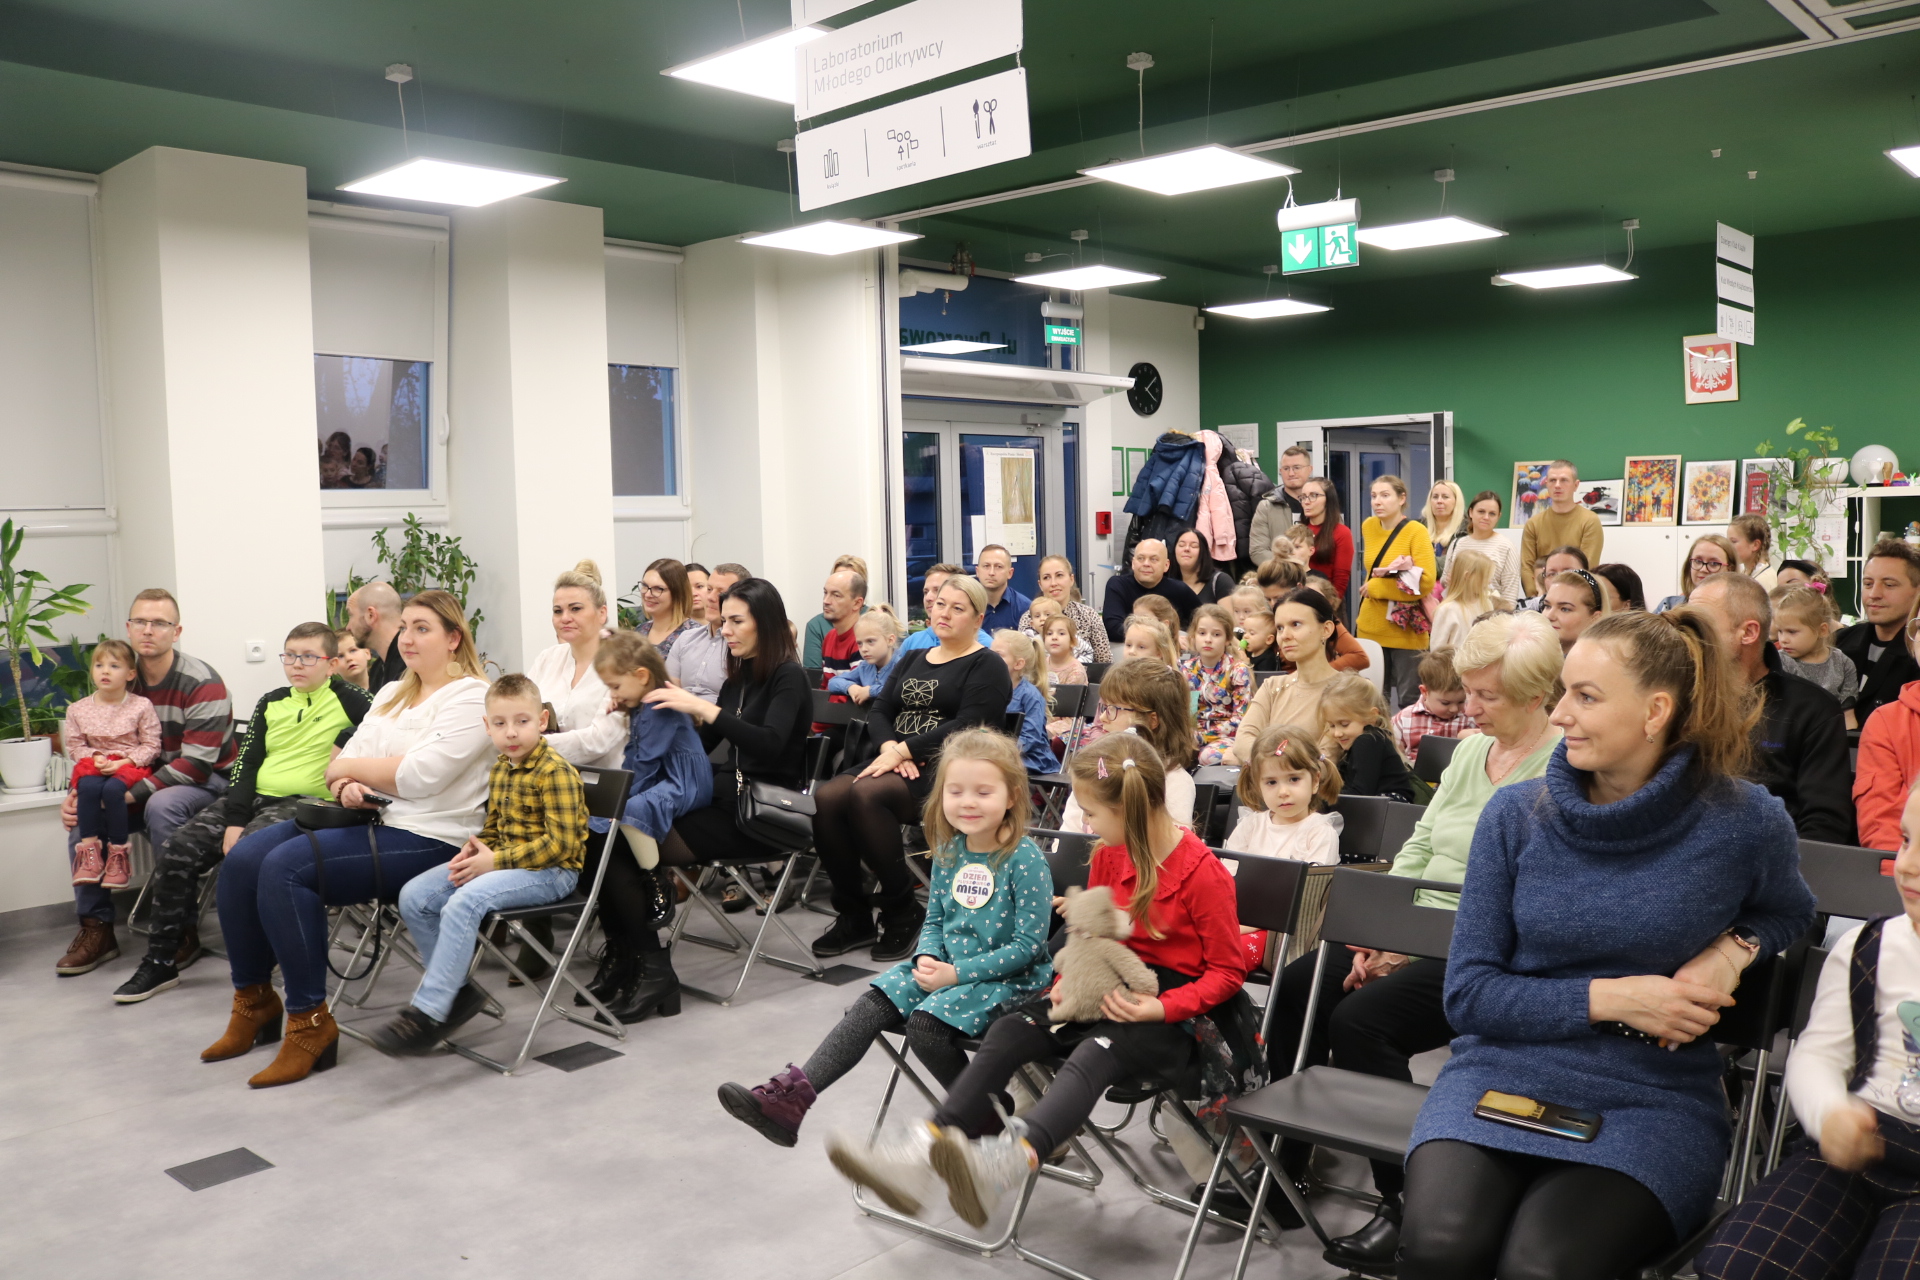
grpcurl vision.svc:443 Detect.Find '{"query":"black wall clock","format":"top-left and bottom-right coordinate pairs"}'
top-left (1126, 362), bottom-right (1162, 416)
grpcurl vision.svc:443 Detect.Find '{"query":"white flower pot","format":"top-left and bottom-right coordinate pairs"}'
top-left (0, 736), bottom-right (52, 793)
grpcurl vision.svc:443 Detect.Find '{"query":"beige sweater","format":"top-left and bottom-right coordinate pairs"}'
top-left (1518, 505), bottom-right (1605, 594)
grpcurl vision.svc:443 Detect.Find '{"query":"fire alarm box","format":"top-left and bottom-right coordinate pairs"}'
top-left (1094, 511), bottom-right (1112, 536)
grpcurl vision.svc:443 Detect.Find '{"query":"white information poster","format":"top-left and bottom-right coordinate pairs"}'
top-left (1716, 302), bottom-right (1755, 346)
top-left (1217, 423), bottom-right (1259, 455)
top-left (1715, 222), bottom-right (1754, 269)
top-left (796, 0), bottom-right (1022, 120)
top-left (798, 67), bottom-right (1030, 210)
top-left (1715, 261), bottom-right (1754, 307)
top-left (981, 446), bottom-right (1037, 555)
top-left (1813, 517), bottom-right (1846, 577)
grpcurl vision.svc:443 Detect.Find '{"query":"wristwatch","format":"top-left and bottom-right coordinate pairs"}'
top-left (1720, 928), bottom-right (1762, 963)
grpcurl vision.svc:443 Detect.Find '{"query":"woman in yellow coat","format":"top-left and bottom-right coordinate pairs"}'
top-left (1358, 474), bottom-right (1435, 710)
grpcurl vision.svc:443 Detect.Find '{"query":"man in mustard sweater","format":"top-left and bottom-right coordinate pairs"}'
top-left (1517, 460), bottom-right (1604, 595)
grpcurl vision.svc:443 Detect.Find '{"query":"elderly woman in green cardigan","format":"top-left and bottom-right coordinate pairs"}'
top-left (1260, 610), bottom-right (1566, 1270)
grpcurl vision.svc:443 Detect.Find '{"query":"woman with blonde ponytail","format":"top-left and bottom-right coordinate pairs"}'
top-left (827, 732), bottom-right (1252, 1229)
top-left (528, 560), bottom-right (627, 769)
top-left (1395, 606), bottom-right (1816, 1278)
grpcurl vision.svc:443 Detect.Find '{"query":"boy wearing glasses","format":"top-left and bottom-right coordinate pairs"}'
top-left (111, 622), bottom-right (372, 1003)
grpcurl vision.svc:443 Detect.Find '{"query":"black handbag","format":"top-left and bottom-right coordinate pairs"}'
top-left (734, 767), bottom-right (815, 852)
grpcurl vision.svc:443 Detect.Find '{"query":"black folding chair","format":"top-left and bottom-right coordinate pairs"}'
top-left (1193, 765), bottom-right (1241, 845)
top-left (1253, 669), bottom-right (1284, 687)
top-left (1380, 800), bottom-right (1424, 865)
top-left (445, 765), bottom-right (633, 1075)
top-left (1332, 794), bottom-right (1390, 864)
top-left (1797, 839), bottom-right (1900, 921)
top-left (809, 686), bottom-right (858, 728)
top-left (1084, 661), bottom-right (1111, 683)
top-left (1412, 733), bottom-right (1460, 785)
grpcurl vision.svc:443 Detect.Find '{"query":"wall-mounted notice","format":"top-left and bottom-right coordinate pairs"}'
top-left (796, 0), bottom-right (1022, 120)
top-left (982, 447), bottom-right (1037, 555)
top-left (1217, 423), bottom-right (1259, 455)
top-left (797, 67), bottom-right (1030, 210)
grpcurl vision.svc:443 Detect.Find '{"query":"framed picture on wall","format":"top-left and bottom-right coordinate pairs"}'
top-left (1681, 334), bottom-right (1739, 404)
top-left (1624, 455), bottom-right (1681, 526)
top-left (1577, 479), bottom-right (1624, 526)
top-left (1739, 457), bottom-right (1792, 515)
top-left (1682, 459), bottom-right (1736, 525)
top-left (1509, 460), bottom-right (1554, 527)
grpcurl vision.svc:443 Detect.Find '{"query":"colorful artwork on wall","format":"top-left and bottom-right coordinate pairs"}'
top-left (1509, 460), bottom-right (1554, 528)
top-left (1683, 459), bottom-right (1737, 525)
top-left (1624, 455), bottom-right (1681, 526)
top-left (1578, 479), bottom-right (1624, 526)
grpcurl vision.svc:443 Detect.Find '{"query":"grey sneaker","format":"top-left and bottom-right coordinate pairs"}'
top-left (930, 1121), bottom-right (1039, 1228)
top-left (826, 1121), bottom-right (938, 1217)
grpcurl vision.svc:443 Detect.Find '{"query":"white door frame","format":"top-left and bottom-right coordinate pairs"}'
top-left (1274, 412), bottom-right (1455, 486)
top-left (901, 399), bottom-right (1072, 576)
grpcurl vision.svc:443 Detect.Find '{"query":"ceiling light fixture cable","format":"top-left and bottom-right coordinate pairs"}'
top-left (386, 63), bottom-right (415, 158)
top-left (1128, 52), bottom-right (1155, 156)
top-left (1204, 20), bottom-right (1216, 143)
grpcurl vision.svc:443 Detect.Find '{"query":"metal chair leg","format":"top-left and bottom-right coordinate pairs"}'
top-left (677, 856), bottom-right (826, 1006)
top-left (448, 910), bottom-right (626, 1074)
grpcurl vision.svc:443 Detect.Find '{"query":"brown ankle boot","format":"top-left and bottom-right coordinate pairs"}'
top-left (201, 983), bottom-right (284, 1061)
top-left (56, 919), bottom-right (119, 975)
top-left (248, 1004), bottom-right (339, 1088)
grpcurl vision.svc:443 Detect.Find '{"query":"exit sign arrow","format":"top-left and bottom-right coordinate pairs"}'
top-left (1282, 230), bottom-right (1320, 273)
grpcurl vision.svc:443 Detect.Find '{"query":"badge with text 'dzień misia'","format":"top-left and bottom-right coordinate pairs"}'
top-left (952, 862), bottom-right (996, 910)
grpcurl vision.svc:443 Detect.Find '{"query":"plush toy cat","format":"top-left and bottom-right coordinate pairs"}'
top-left (1049, 885), bottom-right (1159, 1024)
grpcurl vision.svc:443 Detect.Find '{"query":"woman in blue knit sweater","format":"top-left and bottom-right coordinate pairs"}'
top-left (1399, 607), bottom-right (1817, 1279)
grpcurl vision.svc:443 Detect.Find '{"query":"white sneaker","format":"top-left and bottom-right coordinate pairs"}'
top-left (827, 1121), bottom-right (938, 1217)
top-left (930, 1122), bottom-right (1039, 1228)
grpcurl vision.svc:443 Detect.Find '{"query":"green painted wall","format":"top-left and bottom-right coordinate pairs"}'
top-left (1199, 214), bottom-right (1920, 527)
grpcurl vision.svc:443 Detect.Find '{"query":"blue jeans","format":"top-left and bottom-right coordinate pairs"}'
top-left (398, 865), bottom-right (579, 1021)
top-left (71, 777), bottom-right (224, 924)
top-left (216, 820), bottom-right (458, 1012)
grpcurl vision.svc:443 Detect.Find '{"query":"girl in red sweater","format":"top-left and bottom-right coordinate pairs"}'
top-left (827, 732), bottom-right (1249, 1227)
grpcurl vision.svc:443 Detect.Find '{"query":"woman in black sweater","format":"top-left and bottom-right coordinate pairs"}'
top-left (810, 574), bottom-right (1012, 962)
top-left (638, 578), bottom-right (811, 1020)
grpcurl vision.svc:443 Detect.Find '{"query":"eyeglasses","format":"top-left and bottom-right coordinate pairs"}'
top-left (1689, 559), bottom-right (1726, 572)
top-left (1097, 703), bottom-right (1144, 721)
top-left (639, 584), bottom-right (669, 597)
top-left (126, 618), bottom-right (177, 632)
top-left (279, 652), bottom-right (328, 667)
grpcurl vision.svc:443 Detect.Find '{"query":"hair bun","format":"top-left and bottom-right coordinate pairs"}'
top-left (572, 558), bottom-right (602, 585)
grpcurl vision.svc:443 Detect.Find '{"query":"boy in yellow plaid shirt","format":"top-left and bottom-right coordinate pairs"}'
top-left (371, 674), bottom-right (588, 1056)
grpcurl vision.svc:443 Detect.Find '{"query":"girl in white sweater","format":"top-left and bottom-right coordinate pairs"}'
top-left (1223, 723), bottom-right (1343, 866)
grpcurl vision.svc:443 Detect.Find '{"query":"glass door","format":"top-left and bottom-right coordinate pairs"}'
top-left (959, 433), bottom-right (1045, 603)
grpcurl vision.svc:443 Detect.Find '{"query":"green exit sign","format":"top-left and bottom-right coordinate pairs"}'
top-left (1044, 323), bottom-right (1081, 346)
top-left (1280, 222), bottom-right (1359, 275)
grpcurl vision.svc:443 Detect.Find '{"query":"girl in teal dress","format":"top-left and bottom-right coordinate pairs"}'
top-left (718, 727), bottom-right (1055, 1147)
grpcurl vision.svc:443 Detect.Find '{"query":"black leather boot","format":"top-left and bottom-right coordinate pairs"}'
top-left (577, 937), bottom-right (638, 1007)
top-left (1323, 1196), bottom-right (1400, 1275)
top-left (606, 948), bottom-right (681, 1024)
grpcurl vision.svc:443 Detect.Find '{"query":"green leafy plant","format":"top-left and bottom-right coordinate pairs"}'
top-left (0, 519), bottom-right (91, 743)
top-left (326, 570), bottom-right (371, 631)
top-left (369, 514), bottom-right (485, 639)
top-left (1755, 418), bottom-right (1844, 564)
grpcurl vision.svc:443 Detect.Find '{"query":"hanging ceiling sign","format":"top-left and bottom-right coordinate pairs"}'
top-left (795, 0), bottom-right (1023, 120)
top-left (797, 67), bottom-right (1030, 209)
top-left (1714, 221), bottom-right (1755, 345)
top-left (1281, 222), bottom-right (1358, 274)
top-left (792, 0), bottom-right (865, 23)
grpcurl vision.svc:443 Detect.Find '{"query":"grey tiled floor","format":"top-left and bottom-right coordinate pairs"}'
top-left (0, 906), bottom-right (1378, 1280)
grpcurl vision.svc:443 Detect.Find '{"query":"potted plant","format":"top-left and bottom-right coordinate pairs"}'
top-left (1754, 418), bottom-right (1846, 564)
top-left (0, 519), bottom-right (90, 792)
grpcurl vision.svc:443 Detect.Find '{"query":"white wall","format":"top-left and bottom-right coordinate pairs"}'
top-left (98, 147), bottom-right (326, 713)
top-left (1079, 292), bottom-right (1201, 595)
top-left (682, 236), bottom-right (887, 614)
top-left (447, 196), bottom-right (617, 673)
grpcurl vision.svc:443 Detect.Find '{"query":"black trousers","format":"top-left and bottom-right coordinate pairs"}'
top-left (581, 829), bottom-right (670, 953)
top-left (810, 772), bottom-right (920, 922)
top-left (1269, 951), bottom-right (1453, 1198)
top-left (1398, 1139), bottom-right (1674, 1280)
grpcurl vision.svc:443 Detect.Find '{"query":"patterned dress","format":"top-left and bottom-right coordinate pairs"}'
top-left (1180, 652), bottom-right (1252, 767)
top-left (868, 836), bottom-right (1055, 1034)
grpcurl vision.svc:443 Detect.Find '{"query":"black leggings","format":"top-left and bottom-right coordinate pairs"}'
top-left (581, 831), bottom-right (670, 953)
top-left (933, 1010), bottom-right (1150, 1160)
top-left (1399, 1139), bottom-right (1674, 1280)
top-left (802, 987), bottom-right (970, 1092)
top-left (810, 773), bottom-right (920, 921)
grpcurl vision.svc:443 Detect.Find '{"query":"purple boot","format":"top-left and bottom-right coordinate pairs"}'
top-left (718, 1064), bottom-right (818, 1147)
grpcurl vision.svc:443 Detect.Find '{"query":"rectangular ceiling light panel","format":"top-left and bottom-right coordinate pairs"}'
top-left (1011, 264), bottom-right (1163, 290)
top-left (1355, 216), bottom-right (1506, 250)
top-left (1494, 264), bottom-right (1636, 289)
top-left (740, 221), bottom-right (921, 255)
top-left (1888, 145), bottom-right (1920, 178)
top-left (1082, 145), bottom-right (1298, 196)
top-left (664, 26), bottom-right (826, 104)
top-left (1204, 298), bottom-right (1331, 319)
top-left (901, 340), bottom-right (1007, 353)
top-left (339, 158), bottom-right (564, 206)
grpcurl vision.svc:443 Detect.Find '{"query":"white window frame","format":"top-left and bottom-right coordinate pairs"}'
top-left (310, 202), bottom-right (452, 530)
top-left (605, 241), bottom-right (690, 524)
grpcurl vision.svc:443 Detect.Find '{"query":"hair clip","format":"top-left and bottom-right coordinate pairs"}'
top-left (1096, 757), bottom-right (1110, 780)
top-left (1274, 739), bottom-right (1290, 757)
top-left (1811, 581), bottom-right (1829, 594)
top-left (1121, 757), bottom-right (1137, 770)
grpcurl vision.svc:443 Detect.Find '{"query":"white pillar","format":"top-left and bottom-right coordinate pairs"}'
top-left (97, 146), bottom-right (327, 714)
top-left (447, 197), bottom-right (616, 674)
top-left (682, 236), bottom-right (888, 612)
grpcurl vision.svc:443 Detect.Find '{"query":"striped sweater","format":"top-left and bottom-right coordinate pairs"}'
top-left (128, 648), bottom-right (237, 802)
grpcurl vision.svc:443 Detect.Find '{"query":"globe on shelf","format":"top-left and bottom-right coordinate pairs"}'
top-left (1850, 444), bottom-right (1900, 487)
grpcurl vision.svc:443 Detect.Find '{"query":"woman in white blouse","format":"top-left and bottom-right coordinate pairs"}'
top-left (203, 591), bottom-right (495, 1088)
top-left (527, 559), bottom-right (627, 769)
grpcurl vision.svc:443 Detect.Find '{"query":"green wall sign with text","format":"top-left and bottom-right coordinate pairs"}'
top-left (1044, 323), bottom-right (1081, 346)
